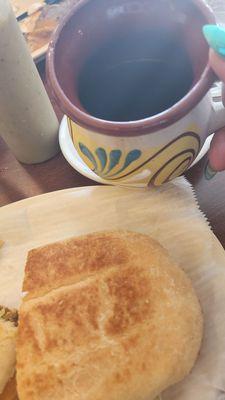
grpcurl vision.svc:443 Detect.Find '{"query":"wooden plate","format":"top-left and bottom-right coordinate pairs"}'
top-left (1, 180), bottom-right (225, 399)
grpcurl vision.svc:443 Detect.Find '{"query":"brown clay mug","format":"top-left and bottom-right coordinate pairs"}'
top-left (47, 0), bottom-right (225, 186)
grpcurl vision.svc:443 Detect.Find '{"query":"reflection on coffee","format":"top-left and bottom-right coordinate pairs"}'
top-left (78, 29), bottom-right (194, 122)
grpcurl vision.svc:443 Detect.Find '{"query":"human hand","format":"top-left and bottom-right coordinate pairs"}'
top-left (203, 25), bottom-right (225, 175)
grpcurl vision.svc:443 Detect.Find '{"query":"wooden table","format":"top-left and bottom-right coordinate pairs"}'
top-left (1, 0), bottom-right (225, 247)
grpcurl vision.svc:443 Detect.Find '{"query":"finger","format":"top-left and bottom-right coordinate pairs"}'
top-left (208, 128), bottom-right (225, 171)
top-left (209, 49), bottom-right (225, 82)
top-left (203, 24), bottom-right (225, 58)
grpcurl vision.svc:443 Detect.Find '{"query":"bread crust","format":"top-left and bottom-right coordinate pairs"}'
top-left (0, 308), bottom-right (17, 396)
top-left (0, 376), bottom-right (17, 400)
top-left (17, 231), bottom-right (203, 400)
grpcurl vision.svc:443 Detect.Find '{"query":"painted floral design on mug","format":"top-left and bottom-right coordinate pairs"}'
top-left (68, 118), bottom-right (200, 186)
top-left (78, 144), bottom-right (142, 178)
top-left (47, 0), bottom-right (225, 188)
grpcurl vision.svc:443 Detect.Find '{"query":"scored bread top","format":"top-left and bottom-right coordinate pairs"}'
top-left (17, 231), bottom-right (203, 400)
top-left (23, 231), bottom-right (169, 299)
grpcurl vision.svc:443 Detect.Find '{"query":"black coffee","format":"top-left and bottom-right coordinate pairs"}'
top-left (78, 29), bottom-right (194, 122)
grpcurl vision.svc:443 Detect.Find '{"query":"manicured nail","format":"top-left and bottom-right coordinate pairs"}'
top-left (205, 161), bottom-right (217, 180)
top-left (203, 25), bottom-right (225, 58)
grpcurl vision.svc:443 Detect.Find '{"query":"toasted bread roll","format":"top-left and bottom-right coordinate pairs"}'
top-left (17, 231), bottom-right (203, 400)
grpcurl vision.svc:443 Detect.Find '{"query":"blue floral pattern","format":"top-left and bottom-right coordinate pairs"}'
top-left (78, 143), bottom-right (142, 178)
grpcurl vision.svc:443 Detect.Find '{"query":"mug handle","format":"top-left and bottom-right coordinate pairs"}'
top-left (208, 81), bottom-right (225, 133)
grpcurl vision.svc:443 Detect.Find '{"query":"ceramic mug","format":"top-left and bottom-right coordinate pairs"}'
top-left (47, 0), bottom-right (225, 186)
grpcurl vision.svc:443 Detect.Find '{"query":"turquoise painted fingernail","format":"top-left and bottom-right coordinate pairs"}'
top-left (205, 161), bottom-right (217, 180)
top-left (203, 25), bottom-right (225, 58)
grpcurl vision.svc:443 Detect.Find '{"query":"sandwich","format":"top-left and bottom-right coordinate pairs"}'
top-left (16, 231), bottom-right (203, 400)
top-left (0, 306), bottom-right (18, 398)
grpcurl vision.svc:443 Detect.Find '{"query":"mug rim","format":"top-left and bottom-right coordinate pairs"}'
top-left (46, 0), bottom-right (216, 137)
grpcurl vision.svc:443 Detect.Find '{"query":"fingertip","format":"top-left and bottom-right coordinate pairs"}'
top-left (203, 24), bottom-right (225, 58)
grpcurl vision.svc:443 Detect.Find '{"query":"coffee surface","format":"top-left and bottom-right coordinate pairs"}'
top-left (78, 29), bottom-right (194, 122)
